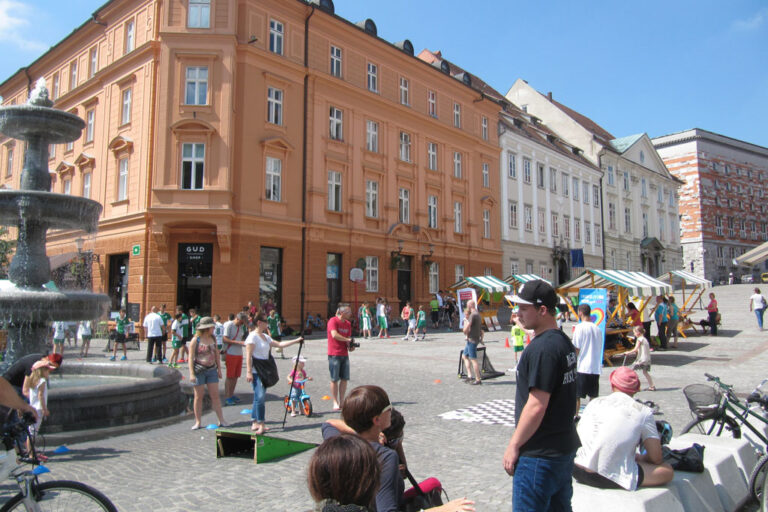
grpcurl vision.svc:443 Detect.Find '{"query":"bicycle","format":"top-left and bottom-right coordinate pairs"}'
top-left (681, 373), bottom-right (768, 504)
top-left (283, 379), bottom-right (313, 417)
top-left (0, 412), bottom-right (117, 511)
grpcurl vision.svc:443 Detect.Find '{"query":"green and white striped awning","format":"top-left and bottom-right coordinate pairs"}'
top-left (504, 274), bottom-right (552, 286)
top-left (557, 269), bottom-right (673, 297)
top-left (657, 270), bottom-right (712, 289)
top-left (451, 275), bottom-right (512, 293)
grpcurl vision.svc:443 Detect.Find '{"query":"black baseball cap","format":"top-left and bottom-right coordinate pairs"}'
top-left (509, 280), bottom-right (558, 309)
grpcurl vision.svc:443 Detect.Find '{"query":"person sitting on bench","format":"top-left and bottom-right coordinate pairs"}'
top-left (573, 367), bottom-right (674, 490)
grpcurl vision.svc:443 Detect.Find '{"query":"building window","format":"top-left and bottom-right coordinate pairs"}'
top-left (538, 208), bottom-right (546, 234)
top-left (399, 188), bottom-right (410, 223)
top-left (583, 182), bottom-right (590, 204)
top-left (63, 179), bottom-right (71, 195)
top-left (82, 172), bottom-right (91, 199)
top-left (365, 256), bottom-right (379, 292)
top-left (564, 215), bottom-right (571, 239)
top-left (269, 19), bottom-right (284, 55)
top-left (524, 205), bottom-right (532, 232)
top-left (610, 249), bottom-right (616, 269)
top-left (121, 88), bottom-right (132, 125)
top-left (623, 171), bottom-right (630, 191)
top-left (267, 87), bottom-right (283, 125)
top-left (481, 116), bottom-right (488, 141)
top-left (574, 217), bottom-right (581, 241)
top-left (509, 201), bottom-right (518, 229)
top-left (659, 216), bottom-right (665, 241)
top-left (552, 213), bottom-right (559, 238)
top-left (669, 190), bottom-right (675, 207)
top-left (510, 259), bottom-right (519, 276)
top-left (585, 221), bottom-right (591, 244)
top-left (523, 158), bottom-right (532, 184)
top-left (367, 63), bottom-right (378, 93)
top-left (562, 173), bottom-right (570, 197)
top-left (453, 152), bottom-right (462, 178)
top-left (626, 252), bottom-right (632, 270)
top-left (573, 177), bottom-right (580, 200)
top-left (399, 132), bottom-right (411, 162)
top-left (482, 163), bottom-right (489, 188)
top-left (181, 143), bottom-right (205, 190)
top-left (428, 263), bottom-right (439, 294)
top-left (455, 264), bottom-right (464, 283)
top-left (624, 207), bottom-right (631, 233)
top-left (427, 90), bottom-right (436, 117)
top-left (265, 156), bottom-right (282, 201)
top-left (609, 203), bottom-right (616, 230)
top-left (427, 195), bottom-right (438, 229)
top-left (658, 184), bottom-right (664, 203)
top-left (365, 180), bottom-right (378, 218)
top-left (85, 109), bottom-right (95, 143)
top-left (607, 165), bottom-right (614, 186)
top-left (330, 45), bottom-right (342, 77)
top-left (427, 142), bottom-right (437, 170)
top-left (399, 77), bottom-right (409, 106)
top-left (185, 66), bottom-right (208, 105)
top-left (453, 103), bottom-right (461, 128)
top-left (329, 107), bottom-right (343, 140)
top-left (593, 185), bottom-right (600, 207)
top-left (550, 167), bottom-right (557, 192)
top-left (641, 177), bottom-right (647, 197)
top-left (5, 147), bottom-right (13, 177)
top-left (453, 202), bottom-right (462, 233)
top-left (483, 209), bottom-right (490, 238)
top-left (118, 157), bottom-right (129, 201)
top-left (66, 140), bottom-right (73, 153)
top-left (188, 0), bottom-right (211, 28)
top-left (49, 144), bottom-right (56, 159)
top-left (537, 163), bottom-right (545, 188)
top-left (366, 120), bottom-right (378, 153)
top-left (642, 212), bottom-right (648, 238)
top-left (508, 152), bottom-right (516, 178)
top-left (52, 73), bottom-right (60, 100)
top-left (88, 46), bottom-right (98, 78)
top-left (327, 170), bottom-right (341, 212)
top-left (69, 60), bottom-right (78, 90)
top-left (125, 20), bottom-right (135, 54)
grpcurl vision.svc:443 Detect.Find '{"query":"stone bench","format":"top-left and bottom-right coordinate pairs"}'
top-left (572, 433), bottom-right (757, 512)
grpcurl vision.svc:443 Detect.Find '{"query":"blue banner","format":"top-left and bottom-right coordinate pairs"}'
top-left (578, 288), bottom-right (608, 362)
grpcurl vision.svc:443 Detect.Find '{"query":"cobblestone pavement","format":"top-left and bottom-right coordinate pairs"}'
top-left (2, 283), bottom-right (766, 511)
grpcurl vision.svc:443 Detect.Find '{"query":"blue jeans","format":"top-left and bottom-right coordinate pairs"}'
top-left (513, 452), bottom-right (575, 512)
top-left (755, 308), bottom-right (765, 329)
top-left (251, 373), bottom-right (266, 422)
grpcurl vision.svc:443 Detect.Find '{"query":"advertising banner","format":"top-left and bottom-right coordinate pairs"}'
top-left (456, 287), bottom-right (478, 330)
top-left (578, 288), bottom-right (608, 359)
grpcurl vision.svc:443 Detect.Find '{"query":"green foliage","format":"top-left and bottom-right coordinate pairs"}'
top-left (0, 227), bottom-right (15, 279)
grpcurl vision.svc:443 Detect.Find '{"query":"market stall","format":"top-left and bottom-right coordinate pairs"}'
top-left (448, 275), bottom-right (511, 331)
top-left (657, 270), bottom-right (712, 336)
top-left (503, 273), bottom-right (551, 292)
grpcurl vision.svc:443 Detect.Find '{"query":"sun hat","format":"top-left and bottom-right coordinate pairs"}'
top-left (508, 279), bottom-right (558, 309)
top-left (32, 359), bottom-right (58, 371)
top-left (196, 316), bottom-right (215, 330)
top-left (610, 366), bottom-right (640, 394)
top-left (292, 355), bottom-right (307, 363)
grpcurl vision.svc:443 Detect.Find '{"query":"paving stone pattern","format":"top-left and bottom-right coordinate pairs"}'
top-left (1, 283), bottom-right (766, 511)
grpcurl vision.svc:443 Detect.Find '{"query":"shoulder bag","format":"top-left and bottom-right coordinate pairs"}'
top-left (252, 344), bottom-right (279, 388)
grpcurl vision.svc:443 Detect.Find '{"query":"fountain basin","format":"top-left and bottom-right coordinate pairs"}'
top-left (0, 283), bottom-right (109, 322)
top-left (0, 106), bottom-right (84, 143)
top-left (44, 361), bottom-right (186, 433)
top-left (0, 191), bottom-right (102, 232)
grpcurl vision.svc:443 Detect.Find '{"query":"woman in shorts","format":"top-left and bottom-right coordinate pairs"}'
top-left (189, 316), bottom-right (227, 429)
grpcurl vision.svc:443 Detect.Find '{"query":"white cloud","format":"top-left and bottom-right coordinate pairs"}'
top-left (0, 0), bottom-right (48, 52)
top-left (731, 8), bottom-right (768, 32)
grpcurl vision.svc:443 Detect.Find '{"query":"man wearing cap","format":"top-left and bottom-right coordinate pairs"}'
top-left (573, 367), bottom-right (673, 490)
top-left (461, 300), bottom-right (483, 385)
top-left (572, 304), bottom-right (604, 412)
top-left (503, 279), bottom-right (580, 510)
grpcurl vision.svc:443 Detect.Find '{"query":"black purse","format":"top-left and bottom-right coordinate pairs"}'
top-left (252, 351), bottom-right (279, 388)
top-left (662, 443), bottom-right (705, 473)
top-left (401, 469), bottom-right (445, 512)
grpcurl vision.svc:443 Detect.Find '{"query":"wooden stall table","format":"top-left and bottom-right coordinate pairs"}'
top-left (603, 327), bottom-right (632, 366)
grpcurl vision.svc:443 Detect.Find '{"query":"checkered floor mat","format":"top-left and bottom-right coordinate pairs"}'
top-left (439, 399), bottom-right (517, 427)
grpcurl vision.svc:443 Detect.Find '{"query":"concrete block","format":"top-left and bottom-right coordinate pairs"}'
top-left (572, 483), bottom-right (685, 512)
top-left (666, 470), bottom-right (725, 512)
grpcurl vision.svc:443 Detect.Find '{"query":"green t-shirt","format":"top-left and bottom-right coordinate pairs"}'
top-left (180, 314), bottom-right (190, 338)
top-left (511, 325), bottom-right (526, 347)
top-left (267, 314), bottom-right (281, 337)
top-left (116, 316), bottom-right (128, 334)
top-left (417, 310), bottom-right (426, 326)
top-left (191, 315), bottom-right (201, 334)
top-left (159, 312), bottom-right (172, 331)
top-left (361, 308), bottom-right (371, 320)
top-left (429, 299), bottom-right (439, 312)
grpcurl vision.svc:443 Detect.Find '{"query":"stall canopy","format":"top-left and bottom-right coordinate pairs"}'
top-left (657, 270), bottom-right (712, 312)
top-left (557, 269), bottom-right (672, 297)
top-left (451, 275), bottom-right (512, 294)
top-left (504, 273), bottom-right (552, 286)
top-left (735, 241), bottom-right (768, 267)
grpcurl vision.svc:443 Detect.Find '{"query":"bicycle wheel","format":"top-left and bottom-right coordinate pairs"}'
top-left (0, 480), bottom-right (117, 512)
top-left (749, 453), bottom-right (768, 503)
top-left (283, 396), bottom-right (292, 411)
top-left (681, 415), bottom-right (742, 439)
top-left (302, 398), bottom-right (313, 417)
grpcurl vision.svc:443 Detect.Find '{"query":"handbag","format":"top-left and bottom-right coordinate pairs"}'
top-left (401, 469), bottom-right (444, 512)
top-left (662, 443), bottom-right (705, 473)
top-left (252, 351), bottom-right (280, 388)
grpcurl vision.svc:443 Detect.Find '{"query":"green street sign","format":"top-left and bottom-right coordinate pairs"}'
top-left (132, 244), bottom-right (140, 256)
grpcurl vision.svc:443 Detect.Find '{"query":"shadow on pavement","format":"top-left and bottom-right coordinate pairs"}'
top-left (652, 353), bottom-right (731, 367)
top-left (45, 446), bottom-right (129, 462)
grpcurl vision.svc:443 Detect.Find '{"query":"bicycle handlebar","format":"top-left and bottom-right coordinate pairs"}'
top-left (705, 373), bottom-right (716, 381)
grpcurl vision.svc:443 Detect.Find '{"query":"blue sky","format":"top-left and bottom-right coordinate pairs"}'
top-left (1, 0), bottom-right (766, 147)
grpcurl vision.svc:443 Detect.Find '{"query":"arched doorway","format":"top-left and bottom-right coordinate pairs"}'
top-left (557, 257), bottom-right (569, 285)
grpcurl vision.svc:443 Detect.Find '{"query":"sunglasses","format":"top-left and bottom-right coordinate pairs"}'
top-left (380, 404), bottom-right (392, 415)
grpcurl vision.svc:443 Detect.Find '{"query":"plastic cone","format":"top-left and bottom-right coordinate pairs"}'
top-left (504, 337), bottom-right (510, 348)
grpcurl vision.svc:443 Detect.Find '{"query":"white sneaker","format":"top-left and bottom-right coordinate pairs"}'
top-left (402, 336), bottom-right (408, 340)
top-left (507, 366), bottom-right (517, 372)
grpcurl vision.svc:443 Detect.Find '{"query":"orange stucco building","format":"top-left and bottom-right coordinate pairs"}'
top-left (0, 0), bottom-right (502, 325)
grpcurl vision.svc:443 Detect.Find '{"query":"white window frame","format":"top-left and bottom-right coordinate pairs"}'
top-left (585, 221), bottom-right (591, 244)
top-left (550, 167), bottom-right (557, 192)
top-left (330, 45), bottom-right (342, 77)
top-left (121, 88), bottom-right (132, 125)
top-left (181, 142), bottom-right (205, 190)
top-left (453, 103), bottom-right (461, 128)
top-left (455, 264), bottom-right (465, 283)
top-left (524, 205), bottom-right (533, 232)
top-left (552, 213), bottom-right (559, 238)
top-left (399, 132), bottom-right (411, 162)
top-left (624, 207), bottom-right (632, 233)
top-left (427, 142), bottom-right (437, 170)
top-left (89, 46), bottom-right (98, 78)
top-left (523, 158), bottom-right (531, 184)
top-left (453, 152), bottom-right (462, 178)
top-left (453, 201), bottom-right (462, 233)
top-left (562, 173), bottom-right (570, 197)
top-left (188, 0), bottom-right (211, 28)
top-left (82, 171), bottom-right (91, 199)
top-left (366, 180), bottom-right (378, 218)
top-left (367, 62), bottom-right (378, 93)
top-left (607, 166), bottom-right (614, 186)
top-left (641, 177), bottom-right (647, 197)
top-left (642, 212), bottom-right (648, 238)
top-left (185, 66), bottom-right (208, 105)
top-left (509, 201), bottom-right (518, 229)
top-left (537, 163), bottom-right (545, 188)
top-left (52, 73), bottom-right (60, 100)
top-left (508, 151), bottom-right (516, 178)
top-left (398, 188), bottom-right (410, 223)
top-left (583, 182), bottom-right (590, 204)
top-left (267, 87), bottom-right (283, 125)
top-left (366, 120), bottom-right (378, 153)
top-left (69, 60), bottom-right (78, 90)
top-left (118, 157), bottom-right (129, 201)
top-left (269, 19), bottom-right (284, 55)
top-left (623, 171), bottom-right (630, 191)
top-left (564, 215), bottom-right (570, 239)
top-left (5, 147), bottom-right (13, 177)
top-left (63, 179), bottom-right (71, 195)
top-left (85, 109), bottom-right (95, 143)
top-left (574, 217), bottom-right (581, 241)
top-left (483, 209), bottom-right (490, 238)
top-left (428, 195), bottom-right (437, 229)
top-left (329, 107), bottom-right (343, 140)
top-left (428, 263), bottom-right (439, 294)
top-left (328, 170), bottom-right (342, 212)
top-left (481, 116), bottom-right (488, 140)
top-left (399, 77), bottom-right (409, 106)
top-left (365, 256), bottom-right (379, 292)
top-left (124, 20), bottom-right (135, 54)
top-left (427, 90), bottom-right (436, 117)
top-left (265, 156), bottom-right (282, 202)
top-left (482, 163), bottom-right (489, 188)
top-left (609, 203), bottom-right (616, 230)
top-left (593, 185), bottom-right (600, 207)
top-left (573, 177), bottom-right (580, 200)
top-left (538, 208), bottom-right (546, 234)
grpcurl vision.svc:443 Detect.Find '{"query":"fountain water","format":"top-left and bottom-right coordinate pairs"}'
top-left (0, 80), bottom-right (185, 434)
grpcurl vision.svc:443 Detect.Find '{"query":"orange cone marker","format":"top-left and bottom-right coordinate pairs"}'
top-left (434, 379), bottom-right (442, 384)
top-left (321, 395), bottom-right (331, 400)
top-left (504, 337), bottom-right (510, 348)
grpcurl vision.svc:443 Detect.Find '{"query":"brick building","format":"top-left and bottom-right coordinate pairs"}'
top-left (0, 0), bottom-right (502, 325)
top-left (652, 129), bottom-right (768, 283)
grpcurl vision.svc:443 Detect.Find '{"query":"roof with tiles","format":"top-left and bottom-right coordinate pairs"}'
top-left (544, 94), bottom-right (616, 148)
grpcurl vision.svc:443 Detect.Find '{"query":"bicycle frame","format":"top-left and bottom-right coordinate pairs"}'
top-left (706, 375), bottom-right (768, 449)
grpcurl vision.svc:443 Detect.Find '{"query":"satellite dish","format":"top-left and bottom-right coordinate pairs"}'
top-left (350, 268), bottom-right (364, 282)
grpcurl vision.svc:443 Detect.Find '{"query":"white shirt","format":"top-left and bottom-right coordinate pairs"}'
top-left (575, 392), bottom-right (659, 490)
top-left (436, 294), bottom-right (444, 307)
top-left (142, 312), bottom-right (165, 338)
top-left (29, 378), bottom-right (47, 412)
top-left (214, 321), bottom-right (224, 345)
top-left (634, 336), bottom-right (651, 366)
top-left (77, 321), bottom-right (92, 338)
top-left (171, 319), bottom-right (183, 341)
top-left (572, 320), bottom-right (603, 374)
top-left (377, 303), bottom-right (386, 317)
top-left (245, 331), bottom-right (273, 360)
top-left (751, 293), bottom-right (766, 310)
top-left (53, 322), bottom-right (66, 340)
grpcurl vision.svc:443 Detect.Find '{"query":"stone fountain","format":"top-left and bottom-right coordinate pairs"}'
top-left (0, 80), bottom-right (185, 436)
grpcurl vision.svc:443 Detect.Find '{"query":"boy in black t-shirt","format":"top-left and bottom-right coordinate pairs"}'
top-left (503, 280), bottom-right (580, 511)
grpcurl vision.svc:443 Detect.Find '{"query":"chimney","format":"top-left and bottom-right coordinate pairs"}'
top-left (547, 92), bottom-right (553, 102)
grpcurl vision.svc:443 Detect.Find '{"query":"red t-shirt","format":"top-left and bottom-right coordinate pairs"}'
top-left (627, 310), bottom-right (641, 326)
top-left (327, 316), bottom-right (351, 356)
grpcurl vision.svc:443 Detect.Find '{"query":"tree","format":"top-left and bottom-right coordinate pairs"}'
top-left (0, 227), bottom-right (16, 279)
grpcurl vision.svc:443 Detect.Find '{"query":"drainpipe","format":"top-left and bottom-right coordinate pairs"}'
top-left (300, 5), bottom-right (316, 328)
top-left (599, 174), bottom-right (606, 269)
